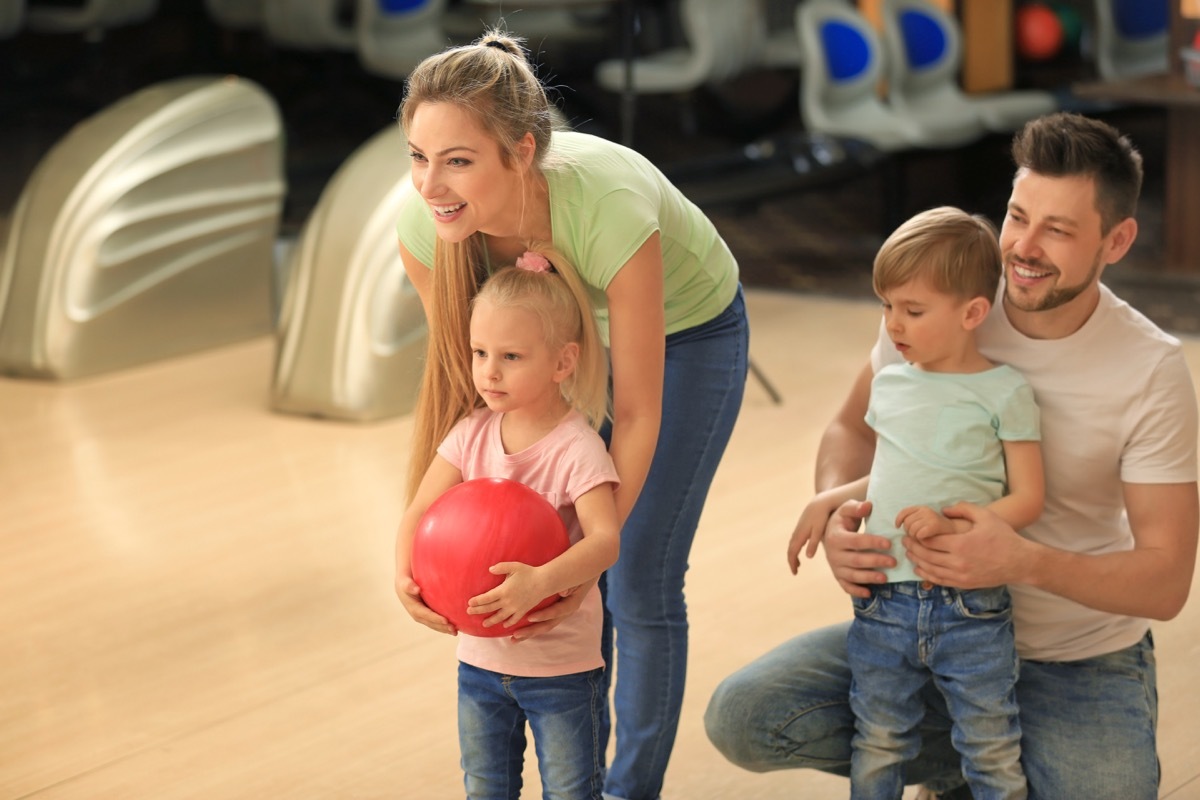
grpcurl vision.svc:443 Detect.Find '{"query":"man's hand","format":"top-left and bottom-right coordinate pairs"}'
top-left (822, 500), bottom-right (895, 598)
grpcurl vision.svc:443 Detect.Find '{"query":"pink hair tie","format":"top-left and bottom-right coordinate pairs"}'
top-left (515, 251), bottom-right (553, 273)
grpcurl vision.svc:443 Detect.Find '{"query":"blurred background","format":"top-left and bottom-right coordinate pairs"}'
top-left (2, 0), bottom-right (1198, 337)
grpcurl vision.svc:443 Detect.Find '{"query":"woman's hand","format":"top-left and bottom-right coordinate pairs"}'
top-left (507, 577), bottom-right (596, 641)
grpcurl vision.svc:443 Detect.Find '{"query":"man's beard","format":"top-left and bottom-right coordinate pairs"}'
top-left (1004, 251), bottom-right (1102, 313)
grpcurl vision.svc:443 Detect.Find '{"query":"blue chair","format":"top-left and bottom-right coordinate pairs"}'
top-left (356, 0), bottom-right (448, 79)
top-left (881, 0), bottom-right (1057, 133)
top-left (1094, 0), bottom-right (1169, 80)
top-left (797, 0), bottom-right (982, 151)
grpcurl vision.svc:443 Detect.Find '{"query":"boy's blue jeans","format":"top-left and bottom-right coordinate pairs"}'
top-left (705, 622), bottom-right (1159, 799)
top-left (847, 583), bottom-right (1024, 800)
top-left (458, 663), bottom-right (606, 800)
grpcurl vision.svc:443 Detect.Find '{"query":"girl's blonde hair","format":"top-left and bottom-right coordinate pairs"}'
top-left (475, 247), bottom-right (608, 427)
top-left (406, 245), bottom-right (606, 500)
top-left (873, 206), bottom-right (1001, 302)
top-left (400, 30), bottom-right (576, 500)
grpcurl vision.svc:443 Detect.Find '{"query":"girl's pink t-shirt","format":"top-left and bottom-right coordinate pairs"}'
top-left (437, 408), bottom-right (619, 677)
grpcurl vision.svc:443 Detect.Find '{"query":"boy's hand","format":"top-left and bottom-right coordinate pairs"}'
top-left (895, 505), bottom-right (956, 540)
top-left (467, 562), bottom-right (551, 630)
top-left (788, 498), bottom-right (836, 574)
top-left (396, 575), bottom-right (457, 636)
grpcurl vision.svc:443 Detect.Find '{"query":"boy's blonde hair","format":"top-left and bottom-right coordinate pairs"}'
top-left (873, 206), bottom-right (1002, 302)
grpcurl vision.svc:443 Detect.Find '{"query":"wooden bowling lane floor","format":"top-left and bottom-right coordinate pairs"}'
top-left (3, 290), bottom-right (1199, 799)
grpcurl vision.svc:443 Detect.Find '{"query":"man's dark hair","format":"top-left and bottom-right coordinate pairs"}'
top-left (1011, 112), bottom-right (1143, 233)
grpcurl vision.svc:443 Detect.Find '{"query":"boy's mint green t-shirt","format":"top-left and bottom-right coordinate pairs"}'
top-left (865, 362), bottom-right (1042, 582)
top-left (395, 130), bottom-right (739, 344)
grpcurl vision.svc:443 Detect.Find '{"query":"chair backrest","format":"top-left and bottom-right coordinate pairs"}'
top-left (1, 0), bottom-right (24, 38)
top-left (1093, 0), bottom-right (1169, 79)
top-left (795, 0), bottom-right (930, 150)
top-left (271, 125), bottom-right (427, 422)
top-left (799, 0), bottom-right (886, 107)
top-left (25, 0), bottom-right (156, 33)
top-left (681, 0), bottom-right (769, 83)
top-left (263, 0), bottom-right (356, 50)
top-left (356, 0), bottom-right (448, 79)
top-left (881, 0), bottom-right (962, 98)
top-left (205, 0), bottom-right (263, 30)
top-left (0, 76), bottom-right (284, 379)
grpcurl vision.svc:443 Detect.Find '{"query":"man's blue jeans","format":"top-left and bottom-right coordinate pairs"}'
top-left (705, 622), bottom-right (1159, 799)
top-left (458, 663), bottom-right (607, 800)
top-left (599, 286), bottom-right (749, 800)
top-left (848, 583), bottom-right (1024, 799)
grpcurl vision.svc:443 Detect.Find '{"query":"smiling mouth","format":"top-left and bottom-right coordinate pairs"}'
top-left (431, 202), bottom-right (465, 218)
top-left (1010, 260), bottom-right (1052, 280)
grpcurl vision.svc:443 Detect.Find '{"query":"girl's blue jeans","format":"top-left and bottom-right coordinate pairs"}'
top-left (848, 583), bottom-right (1024, 800)
top-left (458, 662), bottom-right (607, 800)
top-left (705, 621), bottom-right (1159, 799)
top-left (599, 285), bottom-right (749, 800)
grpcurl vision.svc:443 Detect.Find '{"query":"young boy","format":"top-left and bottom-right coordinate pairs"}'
top-left (788, 206), bottom-right (1044, 799)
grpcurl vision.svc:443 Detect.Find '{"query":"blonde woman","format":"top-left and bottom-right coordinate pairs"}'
top-left (396, 31), bottom-right (749, 800)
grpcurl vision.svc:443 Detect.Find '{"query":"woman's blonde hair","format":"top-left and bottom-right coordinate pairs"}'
top-left (873, 206), bottom-right (1001, 302)
top-left (400, 30), bottom-right (576, 499)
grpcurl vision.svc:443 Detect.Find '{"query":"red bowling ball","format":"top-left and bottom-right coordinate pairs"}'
top-left (411, 477), bottom-right (570, 637)
top-left (1016, 3), bottom-right (1065, 62)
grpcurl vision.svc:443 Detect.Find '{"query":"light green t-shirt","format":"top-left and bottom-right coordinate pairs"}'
top-left (395, 130), bottom-right (739, 344)
top-left (864, 362), bottom-right (1041, 582)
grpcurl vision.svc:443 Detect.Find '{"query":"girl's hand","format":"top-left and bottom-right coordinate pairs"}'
top-left (396, 574), bottom-right (457, 636)
top-left (895, 505), bottom-right (957, 540)
top-left (467, 562), bottom-right (552, 630)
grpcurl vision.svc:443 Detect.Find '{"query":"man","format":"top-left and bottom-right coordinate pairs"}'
top-left (704, 112), bottom-right (1198, 798)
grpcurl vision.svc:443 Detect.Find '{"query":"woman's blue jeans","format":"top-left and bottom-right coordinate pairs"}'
top-left (599, 286), bottom-right (749, 800)
top-left (704, 622), bottom-right (1159, 799)
top-left (458, 663), bottom-right (607, 800)
top-left (848, 584), bottom-right (1024, 800)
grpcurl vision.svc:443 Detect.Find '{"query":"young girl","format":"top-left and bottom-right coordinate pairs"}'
top-left (397, 32), bottom-right (748, 798)
top-left (396, 249), bottom-right (621, 799)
